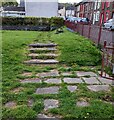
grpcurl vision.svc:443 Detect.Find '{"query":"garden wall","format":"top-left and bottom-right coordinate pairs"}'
top-left (1, 17), bottom-right (64, 31)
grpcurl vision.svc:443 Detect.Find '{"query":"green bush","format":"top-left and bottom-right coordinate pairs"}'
top-left (2, 17), bottom-right (64, 27)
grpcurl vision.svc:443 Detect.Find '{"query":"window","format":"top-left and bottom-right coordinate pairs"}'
top-left (97, 2), bottom-right (101, 9)
top-left (106, 12), bottom-right (109, 21)
top-left (96, 11), bottom-right (100, 21)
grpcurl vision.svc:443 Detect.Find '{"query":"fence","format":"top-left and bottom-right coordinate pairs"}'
top-left (101, 41), bottom-right (114, 80)
top-left (65, 21), bottom-right (114, 78)
top-left (65, 21), bottom-right (114, 47)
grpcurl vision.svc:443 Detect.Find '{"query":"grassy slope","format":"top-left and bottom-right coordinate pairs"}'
top-left (2, 30), bottom-right (113, 119)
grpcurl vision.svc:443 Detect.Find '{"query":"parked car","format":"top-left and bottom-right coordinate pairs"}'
top-left (104, 19), bottom-right (114, 30)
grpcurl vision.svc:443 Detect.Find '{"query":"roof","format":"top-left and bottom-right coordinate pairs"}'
top-left (3, 6), bottom-right (25, 11)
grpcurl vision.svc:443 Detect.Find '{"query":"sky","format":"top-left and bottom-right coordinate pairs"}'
top-left (16, 0), bottom-right (82, 3)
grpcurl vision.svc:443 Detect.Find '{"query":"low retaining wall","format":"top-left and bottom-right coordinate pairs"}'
top-left (2, 25), bottom-right (50, 31)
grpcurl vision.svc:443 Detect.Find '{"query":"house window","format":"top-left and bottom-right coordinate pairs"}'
top-left (96, 11), bottom-right (100, 21)
top-left (97, 2), bottom-right (101, 9)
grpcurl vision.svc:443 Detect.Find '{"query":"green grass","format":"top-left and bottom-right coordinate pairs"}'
top-left (2, 29), bottom-right (113, 119)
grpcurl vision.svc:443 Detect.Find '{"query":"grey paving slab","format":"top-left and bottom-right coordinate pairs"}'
top-left (44, 99), bottom-right (59, 110)
top-left (87, 85), bottom-right (110, 92)
top-left (36, 70), bottom-right (60, 78)
top-left (76, 71), bottom-right (97, 77)
top-left (76, 101), bottom-right (90, 107)
top-left (29, 43), bottom-right (57, 47)
top-left (5, 101), bottom-right (17, 108)
top-left (21, 72), bottom-right (32, 77)
top-left (82, 77), bottom-right (100, 84)
top-left (61, 72), bottom-right (73, 76)
top-left (28, 99), bottom-right (34, 107)
top-left (11, 87), bottom-right (24, 93)
top-left (36, 86), bottom-right (60, 94)
top-left (44, 78), bottom-right (62, 84)
top-left (37, 114), bottom-right (56, 118)
top-left (67, 85), bottom-right (77, 92)
top-left (28, 53), bottom-right (58, 58)
top-left (29, 47), bottom-right (57, 52)
top-left (63, 78), bottom-right (83, 84)
top-left (20, 78), bottom-right (41, 83)
top-left (24, 59), bottom-right (59, 64)
top-left (97, 77), bottom-right (114, 85)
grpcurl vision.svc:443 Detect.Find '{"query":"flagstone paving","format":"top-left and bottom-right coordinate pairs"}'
top-left (76, 101), bottom-right (90, 107)
top-left (27, 99), bottom-right (34, 107)
top-left (44, 99), bottom-right (59, 110)
top-left (37, 114), bottom-right (59, 119)
top-left (63, 78), bottom-right (83, 84)
top-left (97, 77), bottom-right (113, 85)
top-left (19, 42), bottom-right (114, 118)
top-left (67, 85), bottom-right (77, 92)
top-left (5, 101), bottom-right (17, 108)
top-left (87, 85), bottom-right (110, 92)
top-left (24, 59), bottom-right (59, 64)
top-left (44, 78), bottom-right (62, 84)
top-left (36, 70), bottom-right (60, 78)
top-left (29, 47), bottom-right (57, 52)
top-left (36, 86), bottom-right (60, 94)
top-left (82, 77), bottom-right (100, 84)
top-left (20, 78), bottom-right (42, 83)
top-left (29, 43), bottom-right (57, 47)
top-left (61, 72), bottom-right (73, 76)
top-left (76, 71), bottom-right (97, 77)
top-left (24, 43), bottom-right (59, 65)
top-left (21, 72), bottom-right (33, 77)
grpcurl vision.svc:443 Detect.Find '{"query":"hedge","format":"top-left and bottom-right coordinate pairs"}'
top-left (2, 17), bottom-right (64, 27)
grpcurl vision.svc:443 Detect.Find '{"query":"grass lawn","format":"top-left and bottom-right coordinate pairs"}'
top-left (2, 29), bottom-right (114, 119)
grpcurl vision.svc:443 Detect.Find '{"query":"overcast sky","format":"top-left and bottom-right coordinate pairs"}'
top-left (16, 0), bottom-right (82, 3)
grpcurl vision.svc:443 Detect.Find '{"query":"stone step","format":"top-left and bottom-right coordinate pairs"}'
top-left (28, 53), bottom-right (58, 59)
top-left (29, 43), bottom-right (57, 48)
top-left (24, 59), bottom-right (59, 64)
top-left (29, 47), bottom-right (57, 52)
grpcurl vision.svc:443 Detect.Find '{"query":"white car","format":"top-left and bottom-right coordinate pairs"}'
top-left (104, 19), bottom-right (114, 30)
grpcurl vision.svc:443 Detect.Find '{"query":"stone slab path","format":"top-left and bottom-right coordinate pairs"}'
top-left (44, 99), bottom-right (59, 110)
top-left (87, 85), bottom-right (110, 92)
top-left (24, 43), bottom-right (59, 65)
top-left (14, 42), bottom-right (113, 119)
top-left (36, 86), bottom-right (60, 94)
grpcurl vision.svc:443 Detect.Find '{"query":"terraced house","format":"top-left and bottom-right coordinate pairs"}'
top-left (75, 0), bottom-right (114, 26)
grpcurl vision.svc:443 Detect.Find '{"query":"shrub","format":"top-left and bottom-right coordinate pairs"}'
top-left (2, 17), bottom-right (64, 27)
